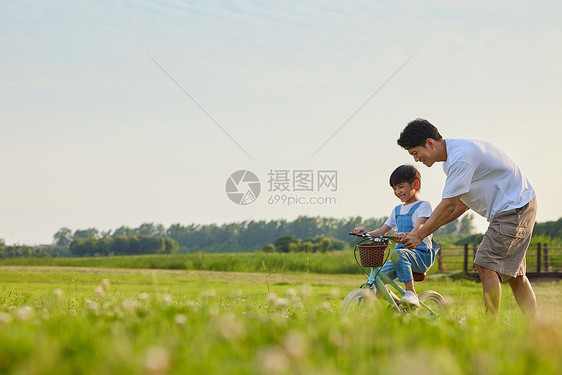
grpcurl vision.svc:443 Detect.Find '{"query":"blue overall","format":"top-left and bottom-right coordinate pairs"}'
top-left (368, 201), bottom-right (438, 284)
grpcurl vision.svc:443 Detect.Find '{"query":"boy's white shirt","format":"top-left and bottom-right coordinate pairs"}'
top-left (384, 200), bottom-right (433, 249)
top-left (442, 139), bottom-right (535, 221)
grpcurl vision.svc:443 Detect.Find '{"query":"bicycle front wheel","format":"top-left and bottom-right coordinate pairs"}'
top-left (340, 287), bottom-right (376, 317)
top-left (418, 290), bottom-right (447, 317)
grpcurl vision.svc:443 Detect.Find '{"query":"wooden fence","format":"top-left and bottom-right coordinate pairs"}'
top-left (437, 243), bottom-right (562, 280)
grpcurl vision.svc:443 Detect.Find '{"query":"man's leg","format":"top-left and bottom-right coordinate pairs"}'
top-left (508, 275), bottom-right (538, 320)
top-left (475, 264), bottom-right (501, 315)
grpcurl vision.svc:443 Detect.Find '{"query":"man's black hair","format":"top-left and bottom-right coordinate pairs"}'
top-left (389, 165), bottom-right (421, 190)
top-left (397, 118), bottom-right (443, 149)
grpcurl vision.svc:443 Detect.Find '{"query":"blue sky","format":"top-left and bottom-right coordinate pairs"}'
top-left (1, 0), bottom-right (561, 244)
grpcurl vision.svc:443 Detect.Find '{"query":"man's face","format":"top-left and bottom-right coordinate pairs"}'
top-left (407, 140), bottom-right (436, 167)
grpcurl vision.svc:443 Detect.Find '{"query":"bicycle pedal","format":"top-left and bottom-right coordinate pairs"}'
top-left (399, 303), bottom-right (419, 310)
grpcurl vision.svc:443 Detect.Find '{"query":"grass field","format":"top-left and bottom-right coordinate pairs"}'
top-left (1, 265), bottom-right (561, 375)
top-left (0, 249), bottom-right (468, 274)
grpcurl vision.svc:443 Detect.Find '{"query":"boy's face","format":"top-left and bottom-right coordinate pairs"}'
top-left (392, 181), bottom-right (418, 204)
top-left (407, 139), bottom-right (437, 167)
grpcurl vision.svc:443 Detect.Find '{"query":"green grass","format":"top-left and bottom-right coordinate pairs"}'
top-left (0, 266), bottom-right (561, 374)
top-left (0, 249), bottom-right (467, 274)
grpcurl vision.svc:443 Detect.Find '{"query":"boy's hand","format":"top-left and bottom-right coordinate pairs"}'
top-left (399, 232), bottom-right (423, 249)
top-left (352, 227), bottom-right (365, 234)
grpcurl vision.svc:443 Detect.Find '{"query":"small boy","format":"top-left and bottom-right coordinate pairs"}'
top-left (353, 164), bottom-right (438, 307)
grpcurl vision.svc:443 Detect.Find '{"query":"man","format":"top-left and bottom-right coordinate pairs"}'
top-left (396, 119), bottom-right (538, 319)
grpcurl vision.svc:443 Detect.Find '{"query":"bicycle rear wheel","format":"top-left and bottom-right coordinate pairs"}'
top-left (417, 290), bottom-right (447, 317)
top-left (340, 287), bottom-right (376, 317)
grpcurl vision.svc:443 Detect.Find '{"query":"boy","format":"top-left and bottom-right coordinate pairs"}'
top-left (353, 164), bottom-right (438, 307)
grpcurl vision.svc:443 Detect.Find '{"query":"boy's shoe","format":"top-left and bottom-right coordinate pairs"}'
top-left (400, 291), bottom-right (420, 307)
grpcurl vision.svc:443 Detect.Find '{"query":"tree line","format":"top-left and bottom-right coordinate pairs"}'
top-left (263, 235), bottom-right (348, 253)
top-left (69, 235), bottom-right (179, 257)
top-left (0, 242), bottom-right (50, 258)
top-left (3, 214), bottom-right (560, 259)
top-left (52, 215), bottom-right (476, 254)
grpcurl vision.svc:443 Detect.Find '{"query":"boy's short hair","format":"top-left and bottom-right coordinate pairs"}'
top-left (389, 165), bottom-right (421, 190)
top-left (397, 118), bottom-right (443, 149)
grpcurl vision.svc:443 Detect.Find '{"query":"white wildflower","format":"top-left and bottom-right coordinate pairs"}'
top-left (267, 293), bottom-right (278, 307)
top-left (101, 279), bottom-right (111, 291)
top-left (218, 312), bottom-right (245, 341)
top-left (143, 346), bottom-right (170, 375)
top-left (200, 290), bottom-right (216, 301)
top-left (285, 288), bottom-right (298, 301)
top-left (174, 314), bottom-right (186, 326)
top-left (258, 347), bottom-right (289, 374)
top-left (123, 299), bottom-right (139, 315)
top-left (94, 286), bottom-right (105, 298)
top-left (85, 300), bottom-right (100, 315)
top-left (283, 330), bottom-right (308, 360)
top-left (162, 295), bottom-right (173, 306)
top-left (0, 312), bottom-right (13, 324)
top-left (16, 306), bottom-right (34, 321)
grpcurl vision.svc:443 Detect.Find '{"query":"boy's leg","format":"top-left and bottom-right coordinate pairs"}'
top-left (369, 260), bottom-right (396, 284)
top-left (391, 248), bottom-right (433, 286)
top-left (391, 248), bottom-right (433, 306)
top-left (370, 260), bottom-right (399, 303)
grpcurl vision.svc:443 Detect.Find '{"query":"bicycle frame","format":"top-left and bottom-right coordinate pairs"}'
top-left (349, 232), bottom-right (439, 316)
top-left (368, 267), bottom-right (439, 316)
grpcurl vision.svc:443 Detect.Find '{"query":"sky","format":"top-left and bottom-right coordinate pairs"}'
top-left (1, 0), bottom-right (561, 245)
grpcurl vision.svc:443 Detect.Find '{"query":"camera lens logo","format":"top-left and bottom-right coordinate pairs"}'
top-left (226, 170), bottom-right (261, 205)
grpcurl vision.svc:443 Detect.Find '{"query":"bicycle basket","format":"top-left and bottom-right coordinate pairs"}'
top-left (357, 243), bottom-right (388, 267)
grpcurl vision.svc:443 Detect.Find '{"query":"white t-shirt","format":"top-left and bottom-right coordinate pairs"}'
top-left (442, 139), bottom-right (535, 221)
top-left (384, 200), bottom-right (433, 248)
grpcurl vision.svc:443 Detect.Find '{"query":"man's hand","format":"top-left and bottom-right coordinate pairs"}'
top-left (397, 231), bottom-right (423, 249)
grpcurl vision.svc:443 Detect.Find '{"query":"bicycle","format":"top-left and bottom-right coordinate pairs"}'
top-left (340, 232), bottom-right (447, 317)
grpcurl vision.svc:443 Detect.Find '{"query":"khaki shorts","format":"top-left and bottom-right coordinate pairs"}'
top-left (474, 198), bottom-right (537, 281)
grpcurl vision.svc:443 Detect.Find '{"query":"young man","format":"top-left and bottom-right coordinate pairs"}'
top-left (396, 119), bottom-right (538, 319)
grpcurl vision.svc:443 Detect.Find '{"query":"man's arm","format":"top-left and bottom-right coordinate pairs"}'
top-left (399, 196), bottom-right (469, 249)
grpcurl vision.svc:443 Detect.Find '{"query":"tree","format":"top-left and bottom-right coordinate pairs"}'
top-left (53, 227), bottom-right (73, 246)
top-left (274, 236), bottom-right (300, 253)
top-left (137, 236), bottom-right (165, 254)
top-left (96, 237), bottom-right (112, 256)
top-left (128, 236), bottom-right (140, 255)
top-left (534, 218), bottom-right (562, 238)
top-left (301, 241), bottom-right (314, 253)
top-left (113, 226), bottom-right (135, 236)
top-left (69, 238), bottom-right (87, 256)
top-left (73, 228), bottom-right (100, 239)
top-left (262, 244), bottom-right (275, 253)
top-left (111, 235), bottom-right (130, 255)
top-left (331, 239), bottom-right (346, 251)
top-left (316, 237), bottom-right (332, 253)
top-left (164, 238), bottom-right (179, 254)
top-left (138, 223), bottom-right (166, 237)
top-left (458, 213), bottom-right (475, 235)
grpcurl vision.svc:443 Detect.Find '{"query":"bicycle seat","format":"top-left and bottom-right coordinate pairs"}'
top-left (413, 272), bottom-right (426, 282)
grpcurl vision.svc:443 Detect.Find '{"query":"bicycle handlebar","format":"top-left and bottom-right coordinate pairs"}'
top-left (348, 232), bottom-right (397, 243)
